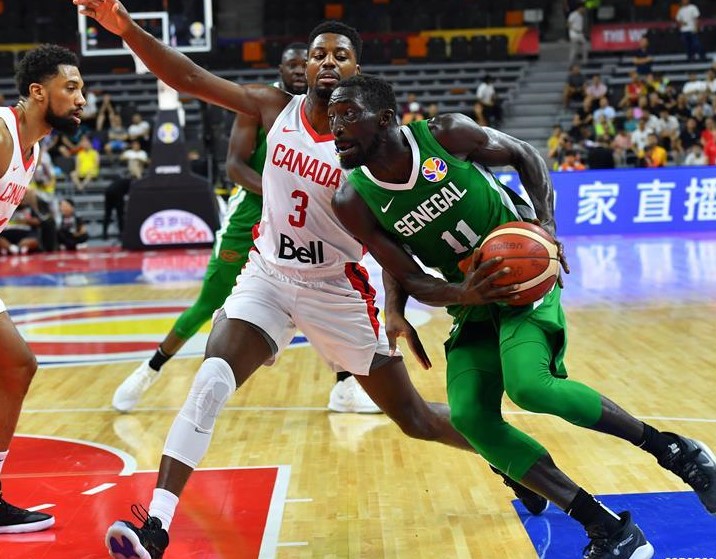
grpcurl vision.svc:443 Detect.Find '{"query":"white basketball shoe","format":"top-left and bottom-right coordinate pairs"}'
top-left (112, 359), bottom-right (162, 413)
top-left (328, 376), bottom-right (382, 414)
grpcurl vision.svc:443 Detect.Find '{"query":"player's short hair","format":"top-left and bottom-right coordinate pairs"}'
top-left (15, 44), bottom-right (79, 97)
top-left (308, 21), bottom-right (362, 62)
top-left (284, 42), bottom-right (308, 53)
top-left (336, 74), bottom-right (397, 114)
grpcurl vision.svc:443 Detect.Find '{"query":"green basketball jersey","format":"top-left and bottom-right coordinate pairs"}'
top-left (347, 119), bottom-right (535, 321)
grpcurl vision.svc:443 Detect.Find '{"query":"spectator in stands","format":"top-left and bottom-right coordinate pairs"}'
top-left (707, 69), bottom-right (716, 94)
top-left (691, 104), bottom-right (707, 130)
top-left (120, 140), bottom-right (150, 179)
top-left (70, 135), bottom-right (100, 192)
top-left (57, 126), bottom-right (88, 158)
top-left (563, 64), bottom-right (586, 108)
top-left (551, 134), bottom-right (576, 169)
top-left (585, 73), bottom-right (607, 110)
top-left (642, 133), bottom-right (668, 167)
top-left (81, 88), bottom-right (100, 130)
top-left (619, 71), bottom-right (646, 108)
top-left (611, 128), bottom-right (635, 166)
top-left (95, 93), bottom-right (117, 131)
top-left (678, 117), bottom-right (703, 154)
top-left (547, 125), bottom-right (564, 161)
top-left (104, 112), bottom-right (129, 155)
top-left (56, 198), bottom-right (89, 250)
top-left (127, 112), bottom-right (152, 152)
top-left (576, 97), bottom-right (595, 129)
top-left (621, 107), bottom-right (639, 133)
top-left (675, 0), bottom-right (706, 62)
top-left (657, 107), bottom-right (680, 152)
top-left (632, 36), bottom-right (653, 77)
top-left (400, 93), bottom-right (421, 121)
top-left (31, 144), bottom-right (57, 198)
top-left (647, 72), bottom-right (670, 96)
top-left (424, 102), bottom-right (439, 120)
top-left (401, 100), bottom-right (424, 124)
top-left (594, 114), bottom-right (615, 139)
top-left (593, 96), bottom-right (615, 123)
top-left (587, 135), bottom-right (616, 169)
top-left (672, 93), bottom-right (693, 123)
top-left (567, 2), bottom-right (588, 66)
top-left (476, 75), bottom-right (501, 125)
top-left (467, 101), bottom-right (488, 126)
top-left (702, 117), bottom-right (715, 146)
top-left (0, 201), bottom-right (42, 256)
top-left (684, 143), bottom-right (707, 165)
top-left (558, 148), bottom-right (586, 171)
top-left (702, 136), bottom-right (716, 165)
top-left (631, 117), bottom-right (652, 154)
top-left (693, 92), bottom-right (714, 118)
top-left (682, 72), bottom-right (708, 105)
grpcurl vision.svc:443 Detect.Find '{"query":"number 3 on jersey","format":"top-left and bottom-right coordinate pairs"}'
top-left (289, 190), bottom-right (309, 227)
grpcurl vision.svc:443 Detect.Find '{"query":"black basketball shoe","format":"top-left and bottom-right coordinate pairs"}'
top-left (105, 505), bottom-right (169, 559)
top-left (657, 433), bottom-right (716, 515)
top-left (0, 483), bottom-right (55, 534)
top-left (582, 512), bottom-right (654, 559)
top-left (490, 465), bottom-right (548, 515)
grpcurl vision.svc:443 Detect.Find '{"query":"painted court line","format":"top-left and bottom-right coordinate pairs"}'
top-left (27, 504), bottom-right (55, 512)
top-left (21, 407), bottom-right (716, 424)
top-left (276, 542), bottom-right (309, 547)
top-left (285, 498), bottom-right (313, 503)
top-left (82, 482), bottom-right (116, 495)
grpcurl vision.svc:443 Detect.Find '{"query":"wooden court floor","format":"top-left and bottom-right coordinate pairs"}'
top-left (2, 233), bottom-right (716, 558)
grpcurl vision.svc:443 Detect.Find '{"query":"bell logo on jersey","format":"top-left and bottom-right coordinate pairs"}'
top-left (278, 233), bottom-right (325, 264)
top-left (421, 157), bottom-right (448, 183)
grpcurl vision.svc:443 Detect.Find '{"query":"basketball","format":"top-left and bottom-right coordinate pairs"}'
top-left (476, 221), bottom-right (560, 306)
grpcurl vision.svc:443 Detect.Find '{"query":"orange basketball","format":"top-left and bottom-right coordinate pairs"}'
top-left (478, 221), bottom-right (560, 306)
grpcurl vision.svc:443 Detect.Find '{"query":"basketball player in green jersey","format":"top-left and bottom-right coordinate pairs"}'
top-left (112, 44), bottom-right (380, 415)
top-left (328, 75), bottom-right (716, 559)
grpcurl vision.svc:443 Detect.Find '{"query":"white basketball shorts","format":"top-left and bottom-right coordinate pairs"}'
top-left (0, 297), bottom-right (6, 314)
top-left (223, 251), bottom-right (398, 375)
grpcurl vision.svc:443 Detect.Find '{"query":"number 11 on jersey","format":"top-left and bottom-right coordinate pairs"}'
top-left (441, 219), bottom-right (481, 254)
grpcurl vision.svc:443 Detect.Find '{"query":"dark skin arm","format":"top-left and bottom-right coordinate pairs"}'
top-left (332, 186), bottom-right (517, 307)
top-left (382, 270), bottom-right (431, 369)
top-left (225, 113), bottom-right (263, 195)
top-left (74, 0), bottom-right (290, 132)
top-left (430, 114), bottom-right (569, 282)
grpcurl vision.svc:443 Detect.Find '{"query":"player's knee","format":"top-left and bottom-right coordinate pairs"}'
top-left (450, 406), bottom-right (493, 442)
top-left (393, 408), bottom-right (442, 442)
top-left (2, 351), bottom-right (38, 395)
top-left (185, 357), bottom-right (237, 432)
top-left (504, 374), bottom-right (552, 413)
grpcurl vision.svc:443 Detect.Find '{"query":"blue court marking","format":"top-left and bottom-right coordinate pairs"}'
top-left (517, 491), bottom-right (716, 558)
top-left (0, 270), bottom-right (144, 287)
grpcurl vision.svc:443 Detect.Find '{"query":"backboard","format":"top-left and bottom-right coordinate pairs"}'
top-left (78, 0), bottom-right (213, 57)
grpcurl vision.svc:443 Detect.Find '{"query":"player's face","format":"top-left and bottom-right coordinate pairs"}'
top-left (306, 34), bottom-right (359, 100)
top-left (279, 49), bottom-right (307, 95)
top-left (44, 65), bottom-right (86, 135)
top-left (328, 88), bottom-right (382, 170)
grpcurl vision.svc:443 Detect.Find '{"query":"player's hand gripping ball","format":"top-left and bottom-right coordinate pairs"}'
top-left (459, 221), bottom-right (560, 306)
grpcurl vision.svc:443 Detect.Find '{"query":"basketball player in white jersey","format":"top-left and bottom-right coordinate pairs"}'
top-left (0, 44), bottom-right (86, 533)
top-left (74, 3), bottom-right (546, 556)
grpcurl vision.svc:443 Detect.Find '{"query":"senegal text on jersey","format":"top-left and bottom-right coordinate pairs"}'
top-left (394, 182), bottom-right (467, 237)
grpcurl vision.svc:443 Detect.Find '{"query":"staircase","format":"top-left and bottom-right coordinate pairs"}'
top-left (500, 42), bottom-right (570, 155)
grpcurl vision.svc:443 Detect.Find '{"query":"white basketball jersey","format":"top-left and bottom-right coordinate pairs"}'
top-left (254, 95), bottom-right (364, 278)
top-left (0, 107), bottom-right (38, 233)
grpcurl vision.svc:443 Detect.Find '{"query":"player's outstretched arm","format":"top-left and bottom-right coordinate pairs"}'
top-left (332, 182), bottom-right (517, 307)
top-left (73, 0), bottom-right (280, 121)
top-left (225, 114), bottom-right (263, 195)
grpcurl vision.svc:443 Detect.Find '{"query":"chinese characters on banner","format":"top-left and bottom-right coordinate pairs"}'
top-left (496, 167), bottom-right (716, 236)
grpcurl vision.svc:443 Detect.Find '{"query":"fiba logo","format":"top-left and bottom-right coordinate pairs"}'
top-left (421, 157), bottom-right (448, 182)
top-left (157, 122), bottom-right (180, 144)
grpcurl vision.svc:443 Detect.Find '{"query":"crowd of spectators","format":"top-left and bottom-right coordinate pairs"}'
top-left (552, 59), bottom-right (716, 171)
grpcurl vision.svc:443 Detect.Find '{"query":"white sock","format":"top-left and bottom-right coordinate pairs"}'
top-left (0, 450), bottom-right (8, 476)
top-left (148, 487), bottom-right (179, 531)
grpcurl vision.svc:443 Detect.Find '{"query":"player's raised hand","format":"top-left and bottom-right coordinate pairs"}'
top-left (73, 0), bottom-right (132, 37)
top-left (385, 312), bottom-right (431, 370)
